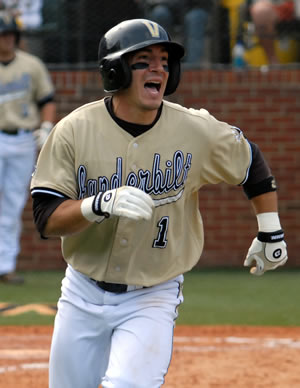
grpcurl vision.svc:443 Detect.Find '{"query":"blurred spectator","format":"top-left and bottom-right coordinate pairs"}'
top-left (0, 0), bottom-right (43, 53)
top-left (250, 0), bottom-right (296, 64)
top-left (143, 0), bottom-right (214, 65)
top-left (0, 0), bottom-right (43, 29)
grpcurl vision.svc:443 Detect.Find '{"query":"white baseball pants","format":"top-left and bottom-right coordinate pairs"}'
top-left (0, 131), bottom-right (36, 275)
top-left (49, 265), bottom-right (184, 388)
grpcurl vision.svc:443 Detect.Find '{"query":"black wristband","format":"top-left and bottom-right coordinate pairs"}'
top-left (257, 229), bottom-right (284, 243)
top-left (92, 192), bottom-right (109, 218)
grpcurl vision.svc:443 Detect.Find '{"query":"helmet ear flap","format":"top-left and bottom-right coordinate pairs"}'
top-left (164, 58), bottom-right (181, 96)
top-left (108, 68), bottom-right (117, 80)
top-left (99, 57), bottom-right (132, 93)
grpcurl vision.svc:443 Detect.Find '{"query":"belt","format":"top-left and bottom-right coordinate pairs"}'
top-left (91, 280), bottom-right (145, 293)
top-left (0, 129), bottom-right (31, 135)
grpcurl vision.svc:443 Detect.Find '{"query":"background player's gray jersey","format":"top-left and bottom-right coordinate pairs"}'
top-left (0, 49), bottom-right (54, 131)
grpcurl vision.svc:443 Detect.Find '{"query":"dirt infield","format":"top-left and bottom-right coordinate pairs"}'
top-left (1, 325), bottom-right (300, 387)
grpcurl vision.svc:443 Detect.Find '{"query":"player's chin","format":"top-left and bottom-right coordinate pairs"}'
top-left (141, 92), bottom-right (164, 109)
top-left (143, 99), bottom-right (163, 111)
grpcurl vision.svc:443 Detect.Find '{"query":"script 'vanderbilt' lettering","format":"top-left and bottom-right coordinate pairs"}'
top-left (77, 151), bottom-right (192, 199)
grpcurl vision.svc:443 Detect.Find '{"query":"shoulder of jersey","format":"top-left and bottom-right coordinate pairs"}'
top-left (16, 49), bottom-right (45, 66)
top-left (68, 99), bottom-right (106, 120)
top-left (55, 99), bottom-right (106, 128)
top-left (163, 100), bottom-right (215, 121)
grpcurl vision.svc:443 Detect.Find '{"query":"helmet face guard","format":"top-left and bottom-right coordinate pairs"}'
top-left (98, 19), bottom-right (185, 96)
top-left (0, 11), bottom-right (21, 45)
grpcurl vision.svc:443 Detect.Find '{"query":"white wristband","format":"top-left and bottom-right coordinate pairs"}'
top-left (256, 212), bottom-right (281, 232)
top-left (40, 121), bottom-right (54, 133)
top-left (80, 196), bottom-right (101, 223)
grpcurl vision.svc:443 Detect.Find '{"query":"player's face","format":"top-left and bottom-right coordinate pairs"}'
top-left (128, 45), bottom-right (169, 108)
top-left (0, 32), bottom-right (16, 57)
top-left (113, 44), bottom-right (169, 123)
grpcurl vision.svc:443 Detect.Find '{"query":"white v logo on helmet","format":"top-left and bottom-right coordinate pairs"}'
top-left (142, 20), bottom-right (160, 37)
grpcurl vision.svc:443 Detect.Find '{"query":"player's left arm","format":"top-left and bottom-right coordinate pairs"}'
top-left (34, 99), bottom-right (56, 149)
top-left (242, 141), bottom-right (287, 275)
top-left (32, 58), bottom-right (57, 148)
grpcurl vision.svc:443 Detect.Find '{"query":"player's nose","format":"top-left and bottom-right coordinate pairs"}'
top-left (148, 58), bottom-right (167, 73)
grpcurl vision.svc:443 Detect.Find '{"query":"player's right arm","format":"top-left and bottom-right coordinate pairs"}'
top-left (43, 198), bottom-right (91, 237)
top-left (33, 186), bottom-right (154, 238)
top-left (32, 193), bottom-right (90, 238)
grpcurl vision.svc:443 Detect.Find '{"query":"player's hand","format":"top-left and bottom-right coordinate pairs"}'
top-left (93, 186), bottom-right (154, 221)
top-left (34, 121), bottom-right (53, 149)
top-left (244, 232), bottom-right (288, 276)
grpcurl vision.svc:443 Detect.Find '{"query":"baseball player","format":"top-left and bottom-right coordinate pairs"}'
top-left (30, 19), bottom-right (287, 388)
top-left (0, 11), bottom-right (55, 284)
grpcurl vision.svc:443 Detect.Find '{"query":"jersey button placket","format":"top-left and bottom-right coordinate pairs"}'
top-left (132, 142), bottom-right (138, 171)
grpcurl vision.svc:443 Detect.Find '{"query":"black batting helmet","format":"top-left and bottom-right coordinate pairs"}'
top-left (98, 19), bottom-right (185, 96)
top-left (0, 11), bottom-right (21, 44)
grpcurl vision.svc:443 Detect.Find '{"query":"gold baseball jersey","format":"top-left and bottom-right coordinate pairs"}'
top-left (0, 49), bottom-right (54, 131)
top-left (31, 99), bottom-right (251, 286)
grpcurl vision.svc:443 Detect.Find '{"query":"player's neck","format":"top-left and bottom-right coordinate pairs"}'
top-left (112, 96), bottom-right (159, 125)
top-left (0, 49), bottom-right (15, 63)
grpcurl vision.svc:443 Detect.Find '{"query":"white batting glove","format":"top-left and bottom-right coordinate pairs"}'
top-left (34, 121), bottom-right (54, 149)
top-left (81, 186), bottom-right (154, 222)
top-left (244, 213), bottom-right (288, 276)
top-left (244, 237), bottom-right (288, 276)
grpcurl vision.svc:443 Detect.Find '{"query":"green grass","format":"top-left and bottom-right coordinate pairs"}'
top-left (177, 268), bottom-right (300, 326)
top-left (0, 270), bottom-right (64, 304)
top-left (0, 268), bottom-right (300, 326)
top-left (0, 270), bottom-right (64, 326)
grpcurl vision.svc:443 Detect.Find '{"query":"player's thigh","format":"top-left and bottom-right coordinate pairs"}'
top-left (0, 156), bottom-right (4, 193)
top-left (102, 286), bottom-right (182, 388)
top-left (49, 296), bottom-right (112, 388)
top-left (1, 149), bottom-right (35, 215)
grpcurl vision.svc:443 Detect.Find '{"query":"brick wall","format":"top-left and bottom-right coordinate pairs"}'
top-left (19, 68), bottom-right (300, 270)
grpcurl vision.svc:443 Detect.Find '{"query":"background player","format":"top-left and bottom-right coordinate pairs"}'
top-left (30, 19), bottom-right (287, 388)
top-left (0, 10), bottom-right (55, 284)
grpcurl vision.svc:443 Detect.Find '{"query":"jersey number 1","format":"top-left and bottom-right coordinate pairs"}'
top-left (153, 216), bottom-right (169, 248)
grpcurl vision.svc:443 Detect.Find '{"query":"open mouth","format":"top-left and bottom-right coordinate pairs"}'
top-left (144, 81), bottom-right (161, 92)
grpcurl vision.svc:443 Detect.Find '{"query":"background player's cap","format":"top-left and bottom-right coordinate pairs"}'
top-left (0, 11), bottom-right (21, 45)
top-left (98, 18), bottom-right (185, 96)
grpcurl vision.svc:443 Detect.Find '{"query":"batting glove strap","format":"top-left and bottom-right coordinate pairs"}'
top-left (92, 192), bottom-right (110, 218)
top-left (257, 229), bottom-right (284, 243)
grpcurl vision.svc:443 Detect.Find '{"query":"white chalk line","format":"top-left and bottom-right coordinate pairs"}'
top-left (0, 349), bottom-right (49, 359)
top-left (1, 336), bottom-right (300, 374)
top-left (174, 336), bottom-right (300, 349)
top-left (0, 362), bottom-right (49, 374)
